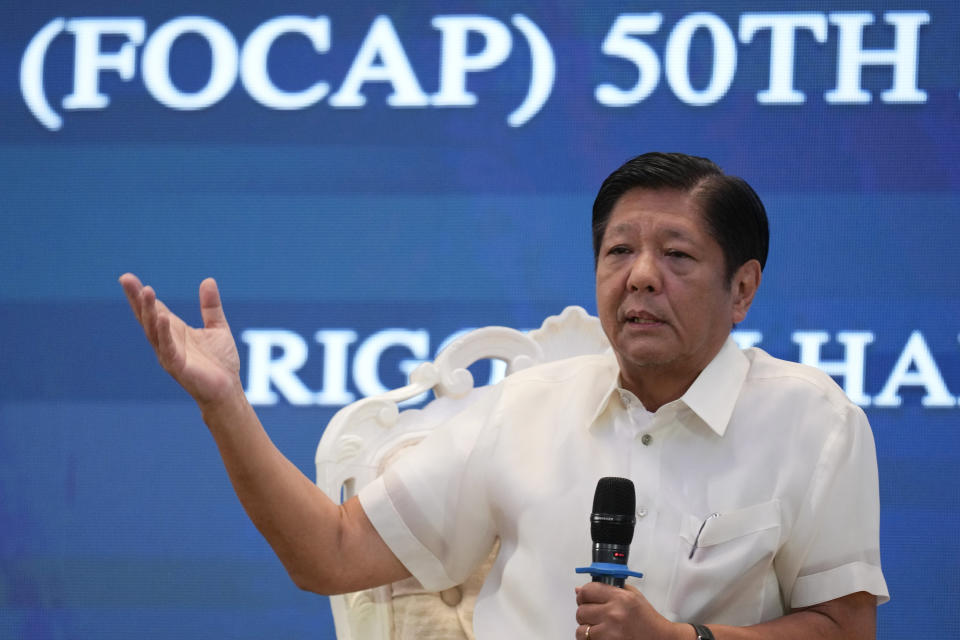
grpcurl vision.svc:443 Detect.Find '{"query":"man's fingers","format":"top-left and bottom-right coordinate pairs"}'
top-left (575, 602), bottom-right (605, 626)
top-left (121, 275), bottom-right (170, 358)
top-left (139, 286), bottom-right (162, 348)
top-left (198, 277), bottom-right (228, 329)
top-left (577, 581), bottom-right (619, 604)
top-left (155, 312), bottom-right (181, 372)
top-left (577, 622), bottom-right (604, 640)
top-left (119, 273), bottom-right (145, 322)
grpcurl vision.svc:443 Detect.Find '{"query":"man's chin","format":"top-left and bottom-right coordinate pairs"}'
top-left (614, 345), bottom-right (677, 370)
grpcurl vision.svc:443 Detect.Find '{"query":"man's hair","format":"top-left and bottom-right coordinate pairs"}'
top-left (592, 152), bottom-right (769, 284)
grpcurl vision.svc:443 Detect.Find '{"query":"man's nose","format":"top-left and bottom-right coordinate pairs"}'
top-left (627, 252), bottom-right (661, 293)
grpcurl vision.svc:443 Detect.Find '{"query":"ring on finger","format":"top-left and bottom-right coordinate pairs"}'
top-left (585, 624), bottom-right (592, 640)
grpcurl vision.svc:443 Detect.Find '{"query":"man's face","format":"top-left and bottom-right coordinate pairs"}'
top-left (595, 188), bottom-right (753, 391)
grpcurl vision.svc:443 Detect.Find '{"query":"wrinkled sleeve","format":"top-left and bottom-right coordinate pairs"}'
top-left (358, 385), bottom-right (502, 592)
top-left (776, 402), bottom-right (890, 608)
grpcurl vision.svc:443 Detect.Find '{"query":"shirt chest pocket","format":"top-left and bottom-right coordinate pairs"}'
top-left (667, 499), bottom-right (782, 625)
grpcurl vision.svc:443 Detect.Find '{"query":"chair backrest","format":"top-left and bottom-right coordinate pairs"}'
top-left (315, 306), bottom-right (610, 640)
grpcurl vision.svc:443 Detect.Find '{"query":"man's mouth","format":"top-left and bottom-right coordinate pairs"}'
top-left (625, 311), bottom-right (664, 325)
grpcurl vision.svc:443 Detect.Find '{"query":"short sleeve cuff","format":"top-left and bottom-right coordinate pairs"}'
top-left (791, 561), bottom-right (890, 608)
top-left (358, 476), bottom-right (458, 592)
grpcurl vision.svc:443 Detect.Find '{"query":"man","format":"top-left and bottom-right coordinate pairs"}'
top-left (120, 152), bottom-right (888, 639)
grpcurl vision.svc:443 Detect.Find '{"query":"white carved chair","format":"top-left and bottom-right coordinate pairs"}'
top-left (315, 306), bottom-right (610, 640)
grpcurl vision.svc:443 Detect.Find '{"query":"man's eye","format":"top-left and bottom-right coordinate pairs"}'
top-left (666, 249), bottom-right (691, 259)
top-left (608, 246), bottom-right (630, 255)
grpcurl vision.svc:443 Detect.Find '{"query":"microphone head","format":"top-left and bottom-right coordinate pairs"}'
top-left (591, 477), bottom-right (636, 545)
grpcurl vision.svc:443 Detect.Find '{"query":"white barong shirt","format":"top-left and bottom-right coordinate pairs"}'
top-left (359, 337), bottom-right (889, 638)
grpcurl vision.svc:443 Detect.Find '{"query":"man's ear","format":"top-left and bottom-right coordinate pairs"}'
top-left (731, 259), bottom-right (762, 325)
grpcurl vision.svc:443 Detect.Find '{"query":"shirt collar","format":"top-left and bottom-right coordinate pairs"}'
top-left (588, 355), bottom-right (623, 427)
top-left (588, 336), bottom-right (749, 437)
top-left (680, 337), bottom-right (749, 436)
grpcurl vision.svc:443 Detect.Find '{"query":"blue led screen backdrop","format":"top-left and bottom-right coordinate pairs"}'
top-left (2, 2), bottom-right (959, 638)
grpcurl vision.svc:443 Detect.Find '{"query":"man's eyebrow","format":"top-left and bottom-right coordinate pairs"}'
top-left (661, 227), bottom-right (698, 242)
top-left (605, 222), bottom-right (634, 236)
top-left (605, 221), bottom-right (699, 242)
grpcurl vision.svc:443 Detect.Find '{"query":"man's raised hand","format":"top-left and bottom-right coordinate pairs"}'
top-left (119, 273), bottom-right (242, 406)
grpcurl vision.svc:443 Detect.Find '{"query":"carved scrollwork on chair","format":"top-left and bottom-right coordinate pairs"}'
top-left (315, 306), bottom-right (608, 639)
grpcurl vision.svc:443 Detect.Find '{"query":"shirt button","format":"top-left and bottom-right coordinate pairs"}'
top-left (640, 433), bottom-right (653, 446)
top-left (637, 507), bottom-right (648, 518)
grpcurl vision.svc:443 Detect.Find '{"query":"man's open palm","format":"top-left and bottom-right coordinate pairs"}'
top-left (120, 273), bottom-right (241, 405)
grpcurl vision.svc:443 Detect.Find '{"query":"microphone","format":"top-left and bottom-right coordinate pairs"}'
top-left (591, 476), bottom-right (636, 586)
top-left (575, 477), bottom-right (643, 587)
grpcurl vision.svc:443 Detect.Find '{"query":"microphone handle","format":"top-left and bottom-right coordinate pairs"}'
top-left (593, 573), bottom-right (626, 588)
top-left (592, 542), bottom-right (630, 589)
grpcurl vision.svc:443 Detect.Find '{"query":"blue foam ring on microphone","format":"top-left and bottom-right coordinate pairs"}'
top-left (575, 562), bottom-right (644, 580)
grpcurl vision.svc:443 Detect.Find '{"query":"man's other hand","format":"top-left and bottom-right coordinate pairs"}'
top-left (576, 582), bottom-right (688, 640)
